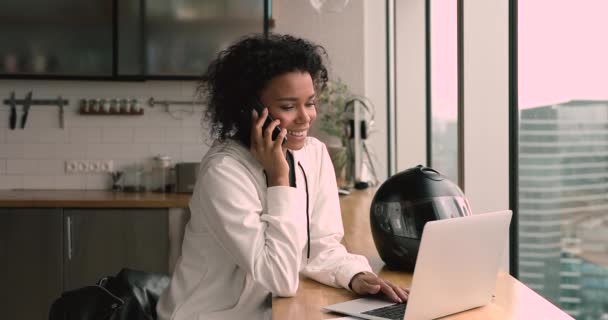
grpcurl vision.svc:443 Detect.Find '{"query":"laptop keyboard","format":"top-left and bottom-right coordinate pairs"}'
top-left (361, 303), bottom-right (407, 319)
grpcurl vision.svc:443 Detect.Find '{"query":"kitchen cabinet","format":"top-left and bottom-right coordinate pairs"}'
top-left (0, 208), bottom-right (63, 320)
top-left (0, 0), bottom-right (113, 77)
top-left (63, 209), bottom-right (168, 290)
top-left (0, 207), bottom-right (169, 319)
top-left (0, 0), bottom-right (267, 79)
top-left (143, 0), bottom-right (265, 77)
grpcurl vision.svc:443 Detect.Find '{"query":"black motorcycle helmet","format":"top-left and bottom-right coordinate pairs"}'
top-left (370, 165), bottom-right (471, 271)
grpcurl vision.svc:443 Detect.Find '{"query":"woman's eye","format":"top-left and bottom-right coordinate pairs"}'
top-left (306, 102), bottom-right (316, 107)
top-left (280, 106), bottom-right (295, 111)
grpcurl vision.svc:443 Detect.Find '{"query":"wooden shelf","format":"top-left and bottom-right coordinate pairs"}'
top-left (79, 106), bottom-right (144, 116)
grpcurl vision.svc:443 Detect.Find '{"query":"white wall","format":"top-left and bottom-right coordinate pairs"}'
top-left (395, 0), bottom-right (427, 173)
top-left (463, 0), bottom-right (509, 215)
top-left (0, 80), bottom-right (207, 190)
top-left (273, 1), bottom-right (365, 94)
top-left (463, 0), bottom-right (510, 269)
top-left (274, 0), bottom-right (389, 181)
top-left (364, 0), bottom-right (388, 181)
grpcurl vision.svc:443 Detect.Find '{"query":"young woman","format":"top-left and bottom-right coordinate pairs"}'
top-left (156, 34), bottom-right (408, 320)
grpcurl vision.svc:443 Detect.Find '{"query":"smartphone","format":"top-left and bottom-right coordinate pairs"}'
top-left (253, 100), bottom-right (287, 145)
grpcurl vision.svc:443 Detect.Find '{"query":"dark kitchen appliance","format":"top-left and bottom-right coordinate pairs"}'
top-left (175, 162), bottom-right (200, 193)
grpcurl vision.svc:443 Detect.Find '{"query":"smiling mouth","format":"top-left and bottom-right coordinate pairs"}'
top-left (287, 130), bottom-right (308, 137)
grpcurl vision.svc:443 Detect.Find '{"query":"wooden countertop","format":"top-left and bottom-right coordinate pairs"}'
top-left (272, 189), bottom-right (573, 320)
top-left (0, 190), bottom-right (191, 208)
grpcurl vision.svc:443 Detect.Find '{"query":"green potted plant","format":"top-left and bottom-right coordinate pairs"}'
top-left (317, 79), bottom-right (353, 188)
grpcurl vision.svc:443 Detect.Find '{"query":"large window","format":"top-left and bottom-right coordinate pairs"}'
top-left (430, 0), bottom-right (459, 183)
top-left (517, 1), bottom-right (608, 319)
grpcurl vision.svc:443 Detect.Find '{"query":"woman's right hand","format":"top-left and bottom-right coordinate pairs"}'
top-left (250, 108), bottom-right (289, 187)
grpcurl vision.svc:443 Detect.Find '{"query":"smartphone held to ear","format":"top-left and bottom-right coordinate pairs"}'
top-left (253, 100), bottom-right (287, 145)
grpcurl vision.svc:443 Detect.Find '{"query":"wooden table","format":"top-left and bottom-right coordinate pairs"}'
top-left (272, 189), bottom-right (573, 319)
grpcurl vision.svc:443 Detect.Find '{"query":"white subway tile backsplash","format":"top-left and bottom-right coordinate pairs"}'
top-left (86, 143), bottom-right (149, 160)
top-left (23, 175), bottom-right (56, 189)
top-left (145, 81), bottom-right (188, 96)
top-left (112, 159), bottom-right (135, 171)
top-left (11, 81), bottom-right (67, 96)
top-left (0, 144), bottom-right (24, 158)
top-left (23, 143), bottom-right (58, 159)
top-left (85, 175), bottom-right (112, 190)
top-left (134, 127), bottom-right (163, 143)
top-left (182, 144), bottom-right (208, 162)
top-left (5, 130), bottom-right (38, 143)
top-left (52, 143), bottom-right (87, 160)
top-left (162, 127), bottom-right (185, 143)
top-left (36, 159), bottom-right (64, 175)
top-left (37, 128), bottom-right (70, 144)
top-left (69, 127), bottom-right (102, 143)
top-left (149, 112), bottom-right (184, 128)
top-left (25, 109), bottom-right (63, 129)
top-left (85, 144), bottom-right (122, 160)
top-left (0, 110), bottom-right (9, 129)
top-left (182, 112), bottom-right (205, 128)
top-left (0, 80), bottom-right (207, 190)
top-left (181, 81), bottom-right (199, 97)
top-left (55, 175), bottom-right (86, 189)
top-left (6, 159), bottom-right (37, 174)
top-left (102, 127), bottom-right (134, 144)
top-left (180, 127), bottom-right (205, 144)
top-left (66, 110), bottom-right (147, 129)
top-left (98, 84), bottom-right (140, 97)
top-left (63, 109), bottom-right (98, 128)
top-left (149, 144), bottom-right (182, 161)
top-left (128, 114), bottom-right (156, 128)
top-left (100, 116), bottom-right (145, 128)
top-left (0, 175), bottom-right (23, 189)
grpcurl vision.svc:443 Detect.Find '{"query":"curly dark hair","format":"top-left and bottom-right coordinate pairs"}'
top-left (199, 33), bottom-right (329, 148)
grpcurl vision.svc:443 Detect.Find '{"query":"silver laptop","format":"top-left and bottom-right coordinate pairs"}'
top-left (323, 210), bottom-right (512, 320)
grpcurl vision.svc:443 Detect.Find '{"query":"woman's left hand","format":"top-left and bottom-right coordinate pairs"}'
top-left (349, 272), bottom-right (410, 303)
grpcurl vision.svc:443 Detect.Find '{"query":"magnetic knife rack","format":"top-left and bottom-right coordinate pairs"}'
top-left (3, 93), bottom-right (69, 129)
top-left (2, 97), bottom-right (69, 107)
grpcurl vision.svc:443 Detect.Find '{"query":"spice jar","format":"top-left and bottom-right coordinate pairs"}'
top-left (153, 155), bottom-right (173, 192)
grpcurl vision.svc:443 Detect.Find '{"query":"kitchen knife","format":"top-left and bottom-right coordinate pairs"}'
top-left (20, 91), bottom-right (33, 129)
top-left (8, 91), bottom-right (17, 130)
top-left (58, 96), bottom-right (65, 129)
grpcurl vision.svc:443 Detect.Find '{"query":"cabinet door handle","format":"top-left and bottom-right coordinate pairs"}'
top-left (66, 216), bottom-right (73, 261)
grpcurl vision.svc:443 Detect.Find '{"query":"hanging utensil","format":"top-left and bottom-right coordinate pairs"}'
top-left (20, 91), bottom-right (33, 129)
top-left (58, 96), bottom-right (65, 129)
top-left (8, 91), bottom-right (17, 130)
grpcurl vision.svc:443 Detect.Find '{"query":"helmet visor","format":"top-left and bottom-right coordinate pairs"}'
top-left (372, 196), bottom-right (471, 239)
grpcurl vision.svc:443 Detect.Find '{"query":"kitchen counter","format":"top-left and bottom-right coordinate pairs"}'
top-left (0, 190), bottom-right (191, 208)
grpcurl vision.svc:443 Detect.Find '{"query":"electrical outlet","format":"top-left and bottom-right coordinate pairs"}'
top-left (65, 160), bottom-right (88, 173)
top-left (65, 160), bottom-right (114, 173)
top-left (100, 160), bottom-right (114, 173)
top-left (88, 161), bottom-right (100, 172)
top-left (65, 160), bottom-right (79, 173)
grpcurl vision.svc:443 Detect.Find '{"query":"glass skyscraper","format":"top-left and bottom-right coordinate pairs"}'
top-left (519, 100), bottom-right (608, 320)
